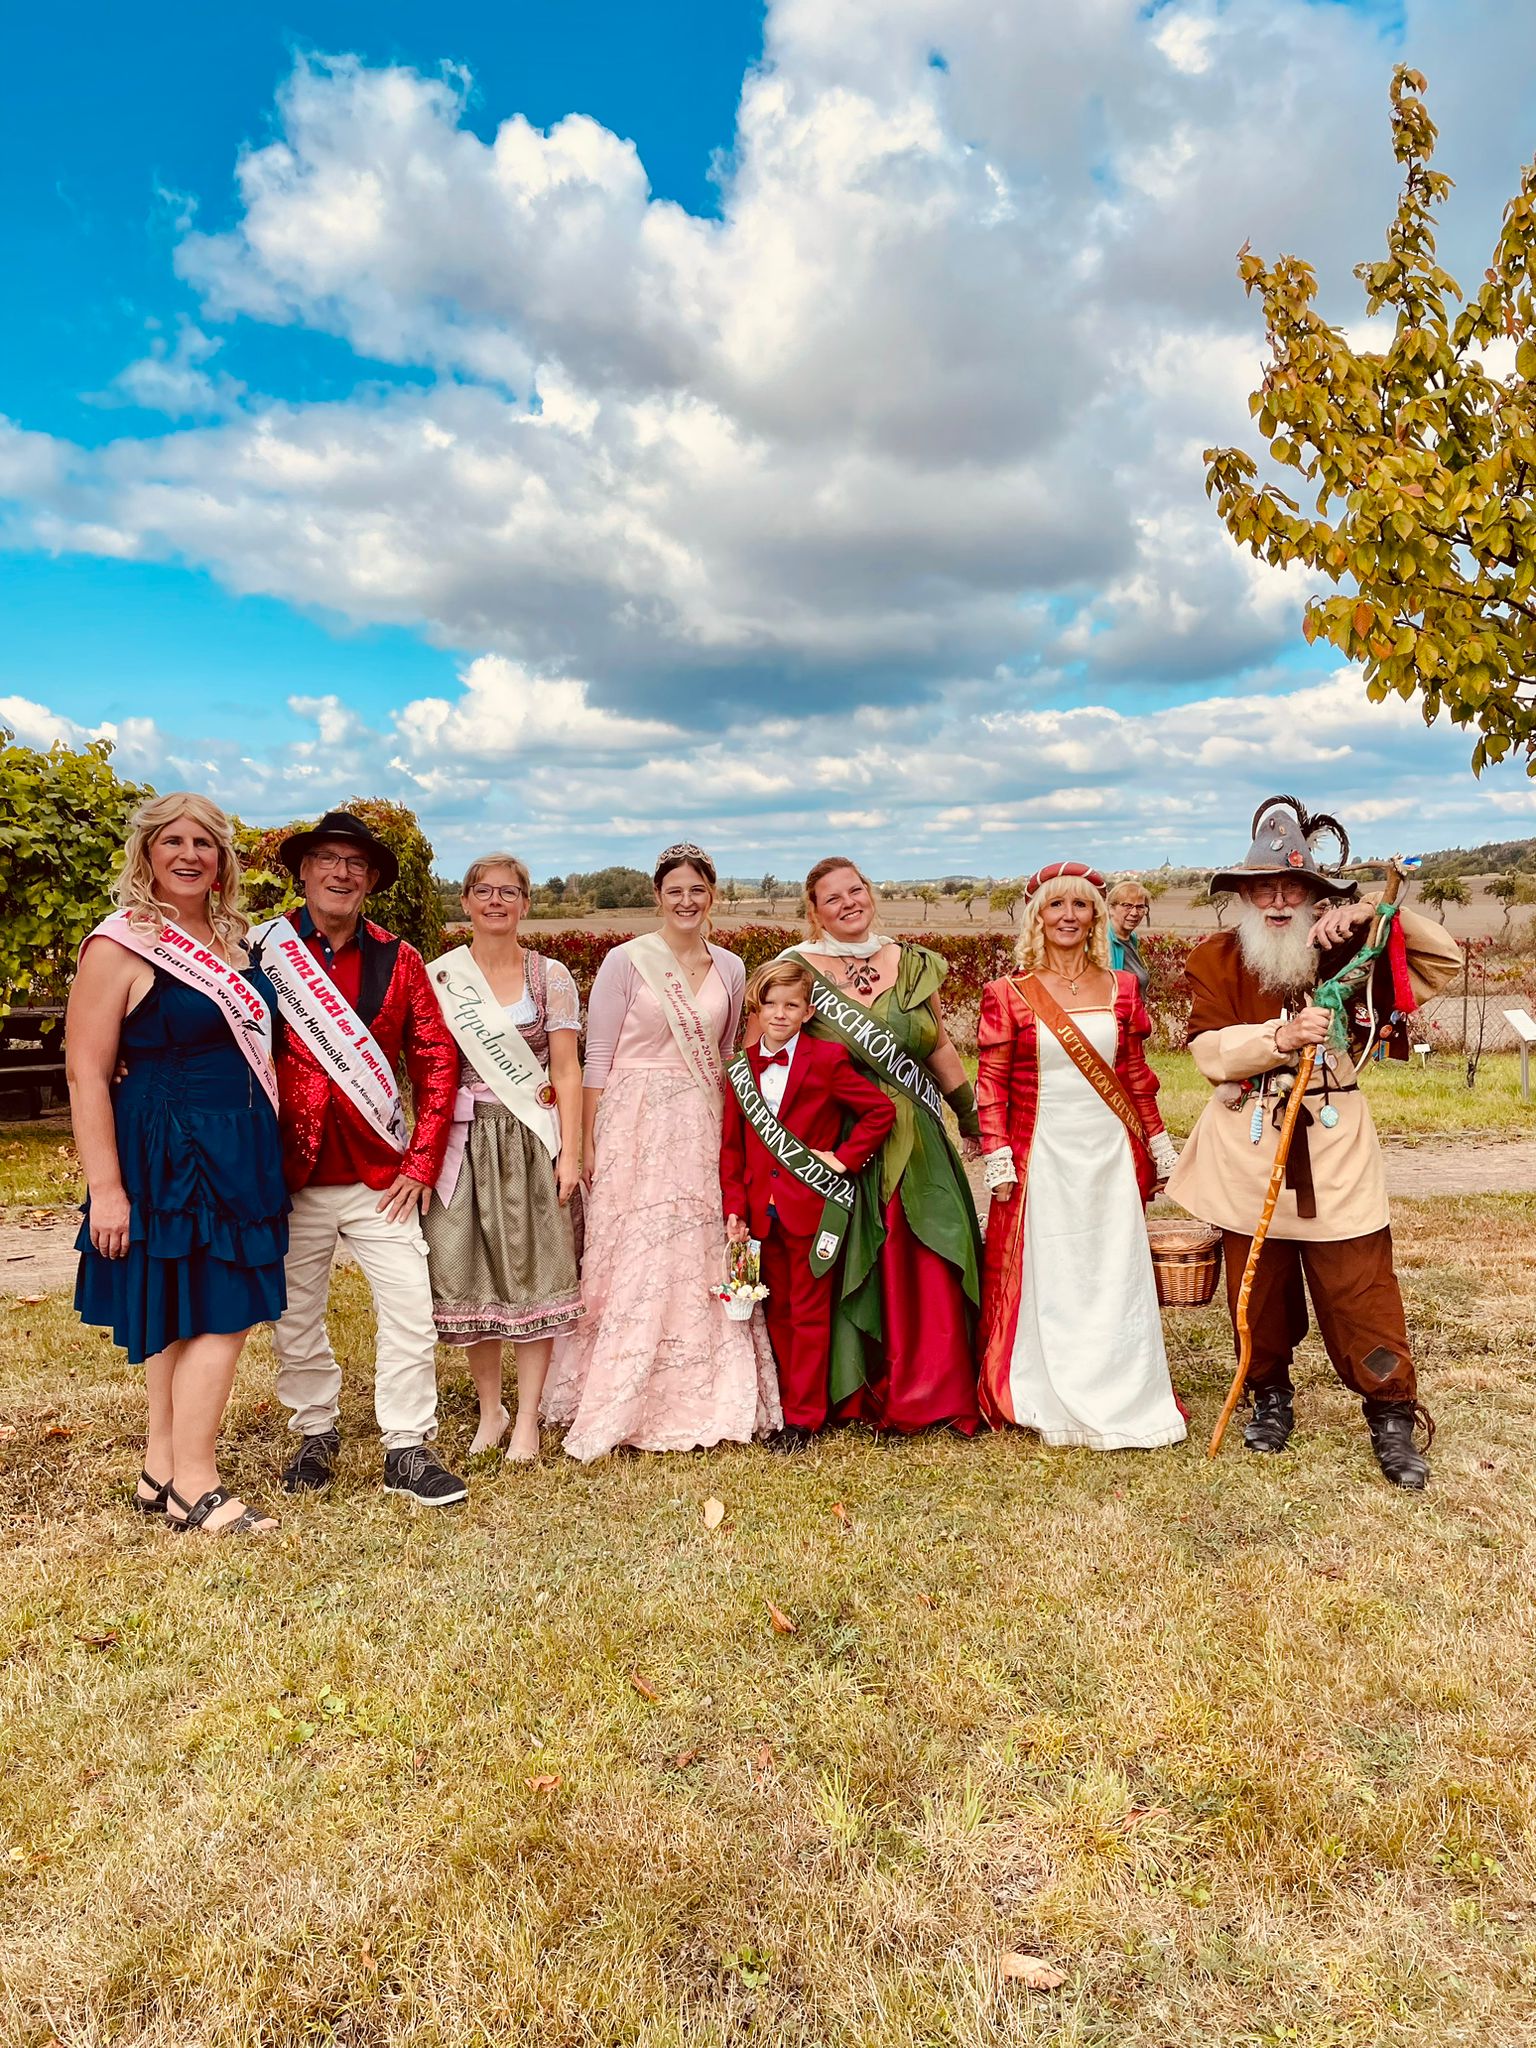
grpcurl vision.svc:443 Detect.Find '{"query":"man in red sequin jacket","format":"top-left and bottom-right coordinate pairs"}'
top-left (252, 810), bottom-right (467, 1508)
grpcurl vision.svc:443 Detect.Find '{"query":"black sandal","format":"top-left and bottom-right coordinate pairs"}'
top-left (165, 1485), bottom-right (278, 1535)
top-left (132, 1470), bottom-right (170, 1515)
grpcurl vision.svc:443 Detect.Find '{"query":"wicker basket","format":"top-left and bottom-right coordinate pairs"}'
top-left (1146, 1217), bottom-right (1223, 1309)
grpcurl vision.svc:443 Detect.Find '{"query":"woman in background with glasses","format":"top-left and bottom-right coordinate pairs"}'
top-left (423, 855), bottom-right (584, 1462)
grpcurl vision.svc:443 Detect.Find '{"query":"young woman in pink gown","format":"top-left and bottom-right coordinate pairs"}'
top-left (542, 845), bottom-right (781, 1460)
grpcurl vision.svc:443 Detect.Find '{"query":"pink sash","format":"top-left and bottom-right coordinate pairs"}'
top-left (622, 933), bottom-right (726, 1097)
top-left (84, 912), bottom-right (279, 1114)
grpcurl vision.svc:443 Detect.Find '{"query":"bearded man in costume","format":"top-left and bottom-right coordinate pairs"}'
top-left (1167, 798), bottom-right (1459, 1489)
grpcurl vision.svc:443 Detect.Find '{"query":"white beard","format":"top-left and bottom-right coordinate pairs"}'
top-left (1235, 904), bottom-right (1317, 997)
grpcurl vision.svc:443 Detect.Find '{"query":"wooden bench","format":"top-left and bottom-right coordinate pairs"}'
top-left (0, 1007), bottom-right (67, 1119)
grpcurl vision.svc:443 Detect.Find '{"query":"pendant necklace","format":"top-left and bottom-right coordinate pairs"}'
top-left (841, 956), bottom-right (881, 997)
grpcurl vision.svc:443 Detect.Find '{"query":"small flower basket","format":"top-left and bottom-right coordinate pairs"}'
top-left (714, 1238), bottom-right (769, 1321)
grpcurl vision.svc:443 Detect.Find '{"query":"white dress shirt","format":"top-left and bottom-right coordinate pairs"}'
top-left (757, 1031), bottom-right (799, 1115)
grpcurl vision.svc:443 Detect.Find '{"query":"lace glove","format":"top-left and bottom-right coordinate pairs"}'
top-left (1150, 1130), bottom-right (1178, 1180)
top-left (982, 1145), bottom-right (1018, 1191)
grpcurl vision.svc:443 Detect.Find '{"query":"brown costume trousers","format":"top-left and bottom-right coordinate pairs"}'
top-left (1220, 1226), bottom-right (1416, 1404)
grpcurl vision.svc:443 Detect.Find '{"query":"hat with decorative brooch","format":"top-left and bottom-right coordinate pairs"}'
top-left (1209, 795), bottom-right (1358, 900)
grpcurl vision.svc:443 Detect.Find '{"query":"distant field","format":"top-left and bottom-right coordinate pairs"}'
top-left (519, 877), bottom-right (1521, 943)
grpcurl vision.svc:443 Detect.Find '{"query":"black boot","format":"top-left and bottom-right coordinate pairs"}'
top-left (1243, 1384), bottom-right (1294, 1454)
top-left (1364, 1400), bottom-right (1431, 1491)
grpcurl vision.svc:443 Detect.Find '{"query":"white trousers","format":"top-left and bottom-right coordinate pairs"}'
top-left (273, 1182), bottom-right (440, 1450)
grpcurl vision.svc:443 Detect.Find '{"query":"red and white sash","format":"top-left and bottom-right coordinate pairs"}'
top-left (623, 932), bottom-right (726, 1098)
top-left (248, 914), bottom-right (407, 1153)
top-left (84, 911), bottom-right (278, 1114)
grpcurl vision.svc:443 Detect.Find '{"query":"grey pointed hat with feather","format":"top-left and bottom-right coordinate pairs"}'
top-left (1209, 795), bottom-right (1358, 899)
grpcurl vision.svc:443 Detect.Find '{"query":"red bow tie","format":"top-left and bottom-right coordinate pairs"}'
top-left (760, 1048), bottom-right (790, 1068)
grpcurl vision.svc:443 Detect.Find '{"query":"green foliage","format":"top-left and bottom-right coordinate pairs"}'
top-left (567, 866), bottom-right (654, 912)
top-left (1205, 67), bottom-right (1536, 774)
top-left (236, 798), bottom-right (446, 958)
top-left (1427, 838), bottom-right (1536, 876)
top-left (1418, 871), bottom-right (1471, 921)
top-left (0, 733), bottom-right (152, 1010)
top-left (1192, 885), bottom-right (1235, 927)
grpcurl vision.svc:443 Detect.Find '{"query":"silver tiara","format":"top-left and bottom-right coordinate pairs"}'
top-left (656, 841), bottom-right (711, 864)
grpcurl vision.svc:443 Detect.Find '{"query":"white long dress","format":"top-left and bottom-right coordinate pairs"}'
top-left (1005, 1008), bottom-right (1186, 1450)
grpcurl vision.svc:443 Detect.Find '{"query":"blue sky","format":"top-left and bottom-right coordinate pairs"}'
top-left (4, 0), bottom-right (1536, 880)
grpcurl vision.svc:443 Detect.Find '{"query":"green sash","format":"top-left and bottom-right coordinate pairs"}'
top-left (727, 1053), bottom-right (854, 1276)
top-left (796, 963), bottom-right (948, 1126)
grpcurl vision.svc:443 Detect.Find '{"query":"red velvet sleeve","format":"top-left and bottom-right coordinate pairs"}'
top-left (1117, 974), bottom-right (1164, 1139)
top-left (828, 1043), bottom-right (897, 1170)
top-left (398, 945), bottom-right (462, 1185)
top-left (976, 979), bottom-right (1016, 1155)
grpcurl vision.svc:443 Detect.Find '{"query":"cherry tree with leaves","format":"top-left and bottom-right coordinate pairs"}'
top-left (1205, 67), bottom-right (1536, 775)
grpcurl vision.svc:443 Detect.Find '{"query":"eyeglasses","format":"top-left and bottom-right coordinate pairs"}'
top-left (310, 851), bottom-right (373, 875)
top-left (1246, 879), bottom-right (1311, 907)
top-left (469, 884), bottom-right (526, 902)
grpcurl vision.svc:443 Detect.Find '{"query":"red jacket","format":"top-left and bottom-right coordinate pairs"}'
top-left (720, 1034), bottom-right (896, 1239)
top-left (265, 916), bottom-right (460, 1193)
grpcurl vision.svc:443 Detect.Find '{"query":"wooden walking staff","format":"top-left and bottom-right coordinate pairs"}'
top-left (1207, 857), bottom-right (1414, 1458)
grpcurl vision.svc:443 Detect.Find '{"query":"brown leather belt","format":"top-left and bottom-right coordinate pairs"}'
top-left (1271, 1080), bottom-right (1355, 1217)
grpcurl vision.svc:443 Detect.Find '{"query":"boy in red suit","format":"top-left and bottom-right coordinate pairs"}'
top-left (721, 960), bottom-right (895, 1444)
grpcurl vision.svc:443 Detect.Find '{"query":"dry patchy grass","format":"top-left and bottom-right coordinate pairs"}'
top-left (2, 1196), bottom-right (1535, 2046)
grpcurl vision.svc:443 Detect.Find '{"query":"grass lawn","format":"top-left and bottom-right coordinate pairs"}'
top-left (1149, 1049), bottom-right (1536, 1144)
top-left (3, 1195), bottom-right (1535, 2045)
top-left (6, 1052), bottom-right (1535, 1216)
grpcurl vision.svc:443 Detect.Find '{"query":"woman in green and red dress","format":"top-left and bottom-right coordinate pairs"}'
top-left (780, 857), bottom-right (982, 1433)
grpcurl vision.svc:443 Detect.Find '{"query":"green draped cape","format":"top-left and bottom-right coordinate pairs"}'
top-left (791, 943), bottom-right (983, 1404)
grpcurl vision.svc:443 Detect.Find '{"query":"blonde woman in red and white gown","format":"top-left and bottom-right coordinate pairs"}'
top-left (976, 863), bottom-right (1184, 1450)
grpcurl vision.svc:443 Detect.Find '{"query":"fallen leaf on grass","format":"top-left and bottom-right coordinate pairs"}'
top-left (914, 1591), bottom-right (937, 1610)
top-left (525, 1773), bottom-right (563, 1793)
top-left (702, 1496), bottom-right (727, 1530)
top-left (0, 1426), bottom-right (16, 1442)
top-left (667, 1747), bottom-right (700, 1770)
top-left (1000, 1953), bottom-right (1065, 1990)
top-left (359, 1944), bottom-right (378, 1973)
top-left (754, 1742), bottom-right (775, 1779)
top-left (79, 1767), bottom-right (106, 1784)
top-left (766, 1600), bottom-right (797, 1634)
top-left (12, 1296), bottom-right (47, 1308)
top-left (74, 1630), bottom-right (119, 1651)
top-left (630, 1670), bottom-right (660, 1703)
top-left (830, 1500), bottom-right (850, 1523)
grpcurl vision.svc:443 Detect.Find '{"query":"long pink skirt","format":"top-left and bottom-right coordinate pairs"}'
top-left (542, 1066), bottom-right (782, 1461)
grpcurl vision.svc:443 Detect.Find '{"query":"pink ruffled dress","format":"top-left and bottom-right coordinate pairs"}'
top-left (542, 943), bottom-right (781, 1460)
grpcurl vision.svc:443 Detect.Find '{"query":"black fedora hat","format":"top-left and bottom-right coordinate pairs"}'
top-left (279, 810), bottom-right (399, 892)
top-left (1209, 795), bottom-right (1357, 900)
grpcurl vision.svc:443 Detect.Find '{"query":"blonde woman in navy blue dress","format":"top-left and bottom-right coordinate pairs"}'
top-left (68, 793), bottom-right (288, 1534)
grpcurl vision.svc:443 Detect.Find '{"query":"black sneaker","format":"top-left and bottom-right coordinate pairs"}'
top-left (383, 1444), bottom-right (468, 1507)
top-left (281, 1428), bottom-right (341, 1493)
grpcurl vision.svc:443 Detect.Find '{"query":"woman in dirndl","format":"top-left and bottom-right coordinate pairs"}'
top-left (976, 861), bottom-right (1185, 1450)
top-left (423, 855), bottom-right (584, 1462)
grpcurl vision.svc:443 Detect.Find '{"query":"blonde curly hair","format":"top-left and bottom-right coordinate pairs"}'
top-left (1015, 872), bottom-right (1111, 974)
top-left (116, 791), bottom-right (250, 956)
